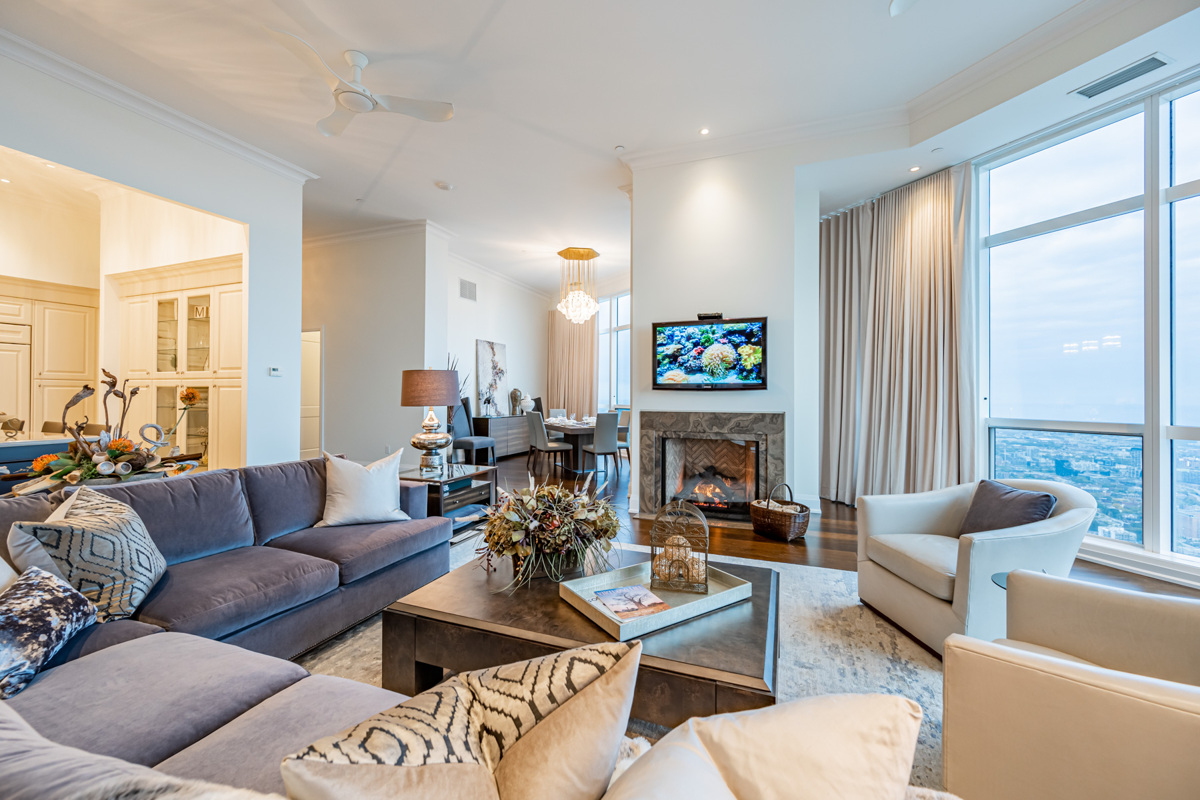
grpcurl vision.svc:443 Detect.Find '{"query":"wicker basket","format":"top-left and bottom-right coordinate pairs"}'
top-left (750, 483), bottom-right (810, 542)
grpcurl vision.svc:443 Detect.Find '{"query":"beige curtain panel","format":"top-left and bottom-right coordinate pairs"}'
top-left (819, 165), bottom-right (977, 505)
top-left (547, 310), bottom-right (598, 419)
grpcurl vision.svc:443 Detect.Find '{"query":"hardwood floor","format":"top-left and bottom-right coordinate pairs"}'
top-left (491, 454), bottom-right (1200, 601)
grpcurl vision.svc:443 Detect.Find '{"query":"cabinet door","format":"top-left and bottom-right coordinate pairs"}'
top-left (154, 383), bottom-right (182, 452)
top-left (33, 302), bottom-right (95, 381)
top-left (122, 296), bottom-right (156, 379)
top-left (0, 297), bottom-right (31, 325)
top-left (212, 286), bottom-right (243, 377)
top-left (180, 384), bottom-right (211, 465)
top-left (156, 295), bottom-right (180, 376)
top-left (183, 293), bottom-right (212, 375)
top-left (118, 380), bottom-right (155, 445)
top-left (0, 343), bottom-right (31, 440)
top-left (210, 381), bottom-right (243, 469)
top-left (33, 381), bottom-right (96, 439)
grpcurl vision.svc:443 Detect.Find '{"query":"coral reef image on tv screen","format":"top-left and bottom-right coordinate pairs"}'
top-left (655, 321), bottom-right (764, 386)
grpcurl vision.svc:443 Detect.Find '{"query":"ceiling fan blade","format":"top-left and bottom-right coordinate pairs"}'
top-left (267, 28), bottom-right (349, 92)
top-left (889, 0), bottom-right (920, 16)
top-left (375, 95), bottom-right (454, 122)
top-left (316, 106), bottom-right (357, 137)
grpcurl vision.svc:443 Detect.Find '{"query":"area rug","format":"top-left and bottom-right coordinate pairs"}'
top-left (299, 538), bottom-right (945, 789)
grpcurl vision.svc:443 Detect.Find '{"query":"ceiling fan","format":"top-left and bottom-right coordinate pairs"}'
top-left (889, 0), bottom-right (920, 16)
top-left (268, 29), bottom-right (454, 137)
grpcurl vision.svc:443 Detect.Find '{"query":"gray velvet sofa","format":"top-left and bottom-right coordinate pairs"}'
top-left (0, 458), bottom-right (451, 662)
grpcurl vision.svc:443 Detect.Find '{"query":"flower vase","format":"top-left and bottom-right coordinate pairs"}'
top-left (510, 550), bottom-right (584, 582)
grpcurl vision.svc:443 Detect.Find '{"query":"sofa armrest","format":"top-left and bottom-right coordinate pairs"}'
top-left (398, 480), bottom-right (428, 520)
top-left (1006, 570), bottom-right (1200, 687)
top-left (943, 634), bottom-right (1200, 800)
top-left (950, 510), bottom-right (1090, 639)
top-left (856, 484), bottom-right (975, 561)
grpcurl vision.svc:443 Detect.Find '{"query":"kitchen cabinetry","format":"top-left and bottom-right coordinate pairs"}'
top-left (126, 286), bottom-right (242, 380)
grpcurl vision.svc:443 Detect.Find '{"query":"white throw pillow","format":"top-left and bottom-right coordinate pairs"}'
top-left (0, 559), bottom-right (16, 594)
top-left (316, 450), bottom-right (410, 527)
top-left (602, 694), bottom-right (923, 800)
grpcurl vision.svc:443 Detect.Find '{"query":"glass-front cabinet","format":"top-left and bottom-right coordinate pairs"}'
top-left (185, 294), bottom-right (211, 373)
top-left (138, 288), bottom-right (239, 380)
top-left (156, 297), bottom-right (178, 373)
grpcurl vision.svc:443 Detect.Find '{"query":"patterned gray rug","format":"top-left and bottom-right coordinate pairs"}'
top-left (299, 537), bottom-right (945, 789)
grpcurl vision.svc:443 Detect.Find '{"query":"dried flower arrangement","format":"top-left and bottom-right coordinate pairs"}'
top-left (478, 474), bottom-right (621, 589)
top-left (10, 370), bottom-right (199, 496)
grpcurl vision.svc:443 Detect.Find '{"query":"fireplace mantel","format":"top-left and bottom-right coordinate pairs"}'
top-left (639, 411), bottom-right (785, 519)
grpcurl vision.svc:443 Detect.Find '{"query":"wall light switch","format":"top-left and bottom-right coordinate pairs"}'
top-left (268, 367), bottom-right (282, 377)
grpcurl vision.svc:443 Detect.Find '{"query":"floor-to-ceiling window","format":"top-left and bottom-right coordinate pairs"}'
top-left (979, 77), bottom-right (1200, 574)
top-left (597, 292), bottom-right (631, 413)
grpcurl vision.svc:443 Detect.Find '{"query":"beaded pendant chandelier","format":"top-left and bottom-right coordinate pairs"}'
top-left (556, 247), bottom-right (600, 324)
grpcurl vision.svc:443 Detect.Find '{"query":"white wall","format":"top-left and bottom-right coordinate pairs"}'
top-left (303, 226), bottom-right (431, 463)
top-left (98, 189), bottom-right (244, 275)
top-left (447, 255), bottom-right (552, 413)
top-left (0, 189), bottom-right (99, 288)
top-left (630, 147), bottom-right (821, 512)
top-left (0, 52), bottom-right (307, 465)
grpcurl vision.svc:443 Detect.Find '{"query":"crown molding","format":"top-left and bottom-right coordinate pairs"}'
top-left (449, 253), bottom-right (553, 301)
top-left (619, 106), bottom-right (909, 171)
top-left (0, 30), bottom-right (317, 185)
top-left (303, 219), bottom-right (460, 249)
top-left (906, 0), bottom-right (1144, 128)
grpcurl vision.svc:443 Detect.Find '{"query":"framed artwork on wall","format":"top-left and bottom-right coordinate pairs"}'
top-left (475, 339), bottom-right (508, 417)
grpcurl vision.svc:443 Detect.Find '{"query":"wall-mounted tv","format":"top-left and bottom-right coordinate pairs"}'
top-left (652, 317), bottom-right (767, 390)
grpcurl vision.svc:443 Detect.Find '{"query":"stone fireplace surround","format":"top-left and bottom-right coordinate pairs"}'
top-left (639, 411), bottom-right (786, 520)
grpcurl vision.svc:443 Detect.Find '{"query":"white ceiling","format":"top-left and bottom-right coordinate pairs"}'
top-left (0, 0), bottom-right (1137, 290)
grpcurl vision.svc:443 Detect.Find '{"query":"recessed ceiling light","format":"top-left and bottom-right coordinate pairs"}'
top-left (434, 180), bottom-right (454, 191)
top-left (614, 145), bottom-right (625, 153)
top-left (930, 146), bottom-right (944, 154)
top-left (909, 166), bottom-right (921, 172)
top-left (699, 128), bottom-right (710, 136)
top-left (0, 178), bottom-right (9, 184)
top-left (43, 163), bottom-right (56, 168)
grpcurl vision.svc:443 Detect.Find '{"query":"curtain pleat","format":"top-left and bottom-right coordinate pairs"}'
top-left (820, 166), bottom-right (977, 504)
top-left (547, 310), bottom-right (597, 418)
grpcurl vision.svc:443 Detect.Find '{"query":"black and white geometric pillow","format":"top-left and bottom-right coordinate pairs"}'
top-left (0, 566), bottom-right (97, 699)
top-left (7, 488), bottom-right (166, 622)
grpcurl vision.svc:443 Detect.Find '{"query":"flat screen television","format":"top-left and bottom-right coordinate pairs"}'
top-left (652, 317), bottom-right (767, 390)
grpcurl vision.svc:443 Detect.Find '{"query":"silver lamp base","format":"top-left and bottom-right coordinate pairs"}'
top-left (411, 409), bottom-right (452, 477)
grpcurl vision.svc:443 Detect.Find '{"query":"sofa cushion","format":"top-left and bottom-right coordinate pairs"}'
top-left (81, 470), bottom-right (255, 565)
top-left (868, 534), bottom-right (958, 601)
top-left (157, 675), bottom-right (405, 795)
top-left (0, 494), bottom-right (61, 569)
top-left (317, 451), bottom-right (410, 528)
top-left (44, 618), bottom-right (162, 669)
top-left (6, 632), bottom-right (307, 766)
top-left (134, 547), bottom-right (339, 639)
top-left (241, 459), bottom-right (327, 545)
top-left (0, 567), bottom-right (97, 699)
top-left (267, 517), bottom-right (452, 585)
top-left (959, 479), bottom-right (1057, 536)
top-left (9, 488), bottom-right (167, 621)
top-left (0, 699), bottom-right (279, 800)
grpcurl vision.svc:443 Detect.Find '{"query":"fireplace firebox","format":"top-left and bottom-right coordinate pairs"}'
top-left (662, 437), bottom-right (760, 521)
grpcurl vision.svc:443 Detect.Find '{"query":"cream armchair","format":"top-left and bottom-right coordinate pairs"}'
top-left (944, 570), bottom-right (1200, 800)
top-left (857, 480), bottom-right (1096, 655)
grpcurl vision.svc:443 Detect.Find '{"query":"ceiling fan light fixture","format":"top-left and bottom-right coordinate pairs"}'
top-left (336, 90), bottom-right (375, 113)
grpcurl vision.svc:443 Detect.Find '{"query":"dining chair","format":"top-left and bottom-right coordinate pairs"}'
top-left (549, 408), bottom-right (566, 419)
top-left (450, 397), bottom-right (495, 465)
top-left (525, 410), bottom-right (571, 475)
top-left (616, 409), bottom-right (631, 465)
top-left (529, 397), bottom-right (562, 440)
top-left (582, 412), bottom-right (620, 476)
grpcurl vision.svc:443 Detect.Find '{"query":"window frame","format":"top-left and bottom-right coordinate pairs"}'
top-left (976, 70), bottom-right (1200, 587)
top-left (597, 291), bottom-right (632, 412)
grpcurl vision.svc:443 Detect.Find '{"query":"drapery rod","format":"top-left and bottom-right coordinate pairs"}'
top-left (819, 164), bottom-right (959, 222)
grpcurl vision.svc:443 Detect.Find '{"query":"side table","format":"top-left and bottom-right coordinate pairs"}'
top-left (398, 464), bottom-right (497, 525)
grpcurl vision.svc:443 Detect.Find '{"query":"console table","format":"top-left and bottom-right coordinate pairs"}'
top-left (472, 415), bottom-right (530, 459)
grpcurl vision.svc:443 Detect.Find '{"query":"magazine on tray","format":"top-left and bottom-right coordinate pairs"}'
top-left (592, 584), bottom-right (670, 619)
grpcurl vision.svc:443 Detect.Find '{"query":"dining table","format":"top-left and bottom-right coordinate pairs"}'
top-left (542, 419), bottom-right (630, 475)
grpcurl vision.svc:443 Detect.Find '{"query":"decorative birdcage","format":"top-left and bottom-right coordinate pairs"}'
top-left (649, 500), bottom-right (710, 594)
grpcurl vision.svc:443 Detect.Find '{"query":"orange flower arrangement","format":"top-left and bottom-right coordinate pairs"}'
top-left (109, 437), bottom-right (134, 453)
top-left (179, 388), bottom-right (200, 407)
top-left (31, 454), bottom-right (56, 474)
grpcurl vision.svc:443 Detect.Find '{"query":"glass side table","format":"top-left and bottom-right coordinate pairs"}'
top-left (991, 568), bottom-right (1047, 590)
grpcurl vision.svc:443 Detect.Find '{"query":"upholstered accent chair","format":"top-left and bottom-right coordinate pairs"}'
top-left (857, 480), bottom-right (1096, 655)
top-left (450, 397), bottom-right (495, 465)
top-left (944, 571), bottom-right (1200, 800)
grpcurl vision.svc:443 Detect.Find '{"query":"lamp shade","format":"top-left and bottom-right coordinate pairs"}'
top-left (400, 369), bottom-right (461, 407)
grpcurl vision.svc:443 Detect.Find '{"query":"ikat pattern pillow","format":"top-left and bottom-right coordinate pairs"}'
top-left (7, 488), bottom-right (166, 622)
top-left (0, 567), bottom-right (96, 699)
top-left (282, 640), bottom-right (643, 800)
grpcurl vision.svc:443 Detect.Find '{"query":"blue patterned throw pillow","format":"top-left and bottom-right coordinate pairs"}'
top-left (7, 488), bottom-right (166, 622)
top-left (0, 567), bottom-right (97, 699)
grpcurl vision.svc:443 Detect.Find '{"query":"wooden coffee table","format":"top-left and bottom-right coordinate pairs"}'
top-left (382, 551), bottom-right (779, 728)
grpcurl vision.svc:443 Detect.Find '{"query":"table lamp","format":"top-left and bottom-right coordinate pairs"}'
top-left (400, 369), bottom-right (460, 474)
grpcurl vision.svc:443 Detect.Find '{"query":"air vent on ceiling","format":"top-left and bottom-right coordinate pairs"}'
top-left (459, 278), bottom-right (477, 301)
top-left (1074, 55), bottom-right (1168, 99)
